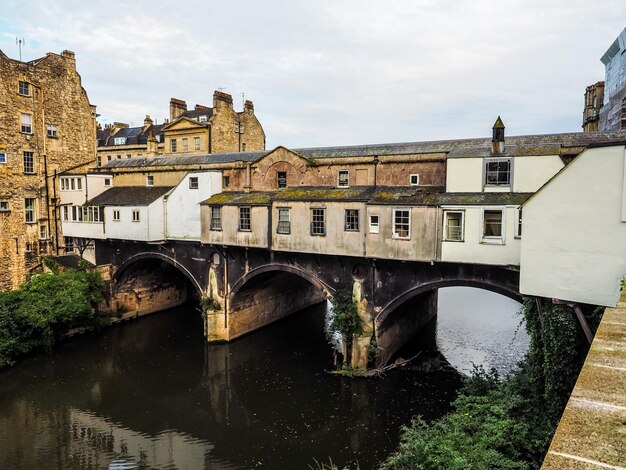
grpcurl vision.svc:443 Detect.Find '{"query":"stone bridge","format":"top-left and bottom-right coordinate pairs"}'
top-left (96, 239), bottom-right (521, 367)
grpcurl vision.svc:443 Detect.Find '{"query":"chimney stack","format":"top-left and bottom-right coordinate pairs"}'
top-left (244, 100), bottom-right (254, 112)
top-left (143, 115), bottom-right (153, 128)
top-left (492, 116), bottom-right (505, 154)
top-left (169, 98), bottom-right (187, 121)
top-left (213, 90), bottom-right (234, 110)
top-left (195, 104), bottom-right (210, 110)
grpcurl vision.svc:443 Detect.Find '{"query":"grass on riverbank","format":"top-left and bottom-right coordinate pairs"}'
top-left (0, 267), bottom-right (105, 368)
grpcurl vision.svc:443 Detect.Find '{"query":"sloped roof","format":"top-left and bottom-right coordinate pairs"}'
top-left (97, 124), bottom-right (163, 147)
top-left (181, 108), bottom-right (213, 121)
top-left (86, 186), bottom-right (173, 206)
top-left (102, 151), bottom-right (267, 168)
top-left (201, 192), bottom-right (273, 206)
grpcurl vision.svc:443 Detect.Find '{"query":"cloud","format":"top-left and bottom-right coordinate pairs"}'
top-left (1, 0), bottom-right (624, 147)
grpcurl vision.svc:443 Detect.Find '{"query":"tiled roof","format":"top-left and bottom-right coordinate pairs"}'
top-left (97, 124), bottom-right (163, 147)
top-left (101, 151), bottom-right (267, 168)
top-left (369, 189), bottom-right (532, 206)
top-left (181, 109), bottom-right (213, 121)
top-left (86, 186), bottom-right (173, 206)
top-left (201, 192), bottom-right (273, 206)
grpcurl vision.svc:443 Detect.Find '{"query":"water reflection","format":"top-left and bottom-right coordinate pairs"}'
top-left (436, 287), bottom-right (529, 375)
top-left (0, 302), bottom-right (462, 470)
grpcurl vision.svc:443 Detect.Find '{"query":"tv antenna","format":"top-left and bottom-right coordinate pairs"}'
top-left (16, 37), bottom-right (26, 61)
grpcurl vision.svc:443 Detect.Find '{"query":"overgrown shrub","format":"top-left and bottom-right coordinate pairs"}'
top-left (328, 288), bottom-right (362, 365)
top-left (0, 268), bottom-right (105, 368)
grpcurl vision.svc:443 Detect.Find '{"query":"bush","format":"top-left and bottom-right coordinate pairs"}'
top-left (0, 268), bottom-right (105, 368)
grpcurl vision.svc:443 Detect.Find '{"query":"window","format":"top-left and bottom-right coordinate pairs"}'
top-left (485, 159), bottom-right (511, 186)
top-left (515, 207), bottom-right (522, 238)
top-left (393, 208), bottom-right (410, 239)
top-left (0, 200), bottom-right (9, 212)
top-left (25, 198), bottom-right (36, 223)
top-left (116, 155), bottom-right (121, 160)
top-left (23, 152), bottom-right (34, 174)
top-left (18, 81), bottom-right (30, 96)
top-left (61, 177), bottom-right (82, 191)
top-left (46, 124), bottom-right (58, 138)
top-left (107, 155), bottom-right (112, 163)
top-left (310, 208), bottom-right (325, 236)
top-left (239, 206), bottom-right (251, 231)
top-left (234, 123), bottom-right (244, 133)
top-left (113, 210), bottom-right (120, 221)
top-left (223, 176), bottom-right (230, 188)
top-left (63, 206), bottom-right (69, 221)
top-left (337, 170), bottom-right (349, 187)
top-left (171, 139), bottom-right (177, 152)
top-left (20, 113), bottom-right (32, 134)
top-left (483, 209), bottom-right (503, 240)
top-left (344, 209), bottom-right (359, 231)
top-left (64, 237), bottom-right (75, 253)
top-left (443, 211), bottom-right (464, 241)
top-left (189, 177), bottom-right (199, 189)
top-left (369, 215), bottom-right (379, 234)
top-left (410, 174), bottom-right (419, 186)
top-left (132, 210), bottom-right (140, 222)
top-left (182, 138), bottom-right (189, 152)
top-left (104, 178), bottom-right (111, 186)
top-left (39, 225), bottom-right (48, 239)
top-left (113, 137), bottom-right (126, 145)
top-left (242, 143), bottom-right (247, 151)
top-left (126, 154), bottom-right (131, 159)
top-left (198, 115), bottom-right (208, 122)
top-left (146, 175), bottom-right (154, 186)
top-left (277, 171), bottom-right (287, 188)
top-left (194, 137), bottom-right (201, 151)
top-left (97, 155), bottom-right (102, 167)
top-left (277, 208), bottom-right (291, 234)
top-left (210, 207), bottom-right (222, 230)
top-left (0, 153), bottom-right (6, 164)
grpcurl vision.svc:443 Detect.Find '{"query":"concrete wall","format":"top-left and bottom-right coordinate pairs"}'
top-left (272, 201), bottom-right (367, 257)
top-left (441, 205), bottom-right (521, 266)
top-left (166, 172), bottom-right (222, 240)
top-left (365, 205), bottom-right (438, 261)
top-left (520, 145), bottom-right (626, 306)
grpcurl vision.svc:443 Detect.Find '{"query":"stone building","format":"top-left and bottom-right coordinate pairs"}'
top-left (96, 91), bottom-right (265, 165)
top-left (0, 49), bottom-right (97, 291)
top-left (582, 81), bottom-right (604, 132)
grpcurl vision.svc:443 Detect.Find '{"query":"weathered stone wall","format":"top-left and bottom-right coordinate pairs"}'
top-left (0, 50), bottom-right (96, 290)
top-left (239, 100), bottom-right (265, 151)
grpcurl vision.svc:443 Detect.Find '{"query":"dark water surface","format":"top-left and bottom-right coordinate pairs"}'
top-left (0, 302), bottom-right (464, 470)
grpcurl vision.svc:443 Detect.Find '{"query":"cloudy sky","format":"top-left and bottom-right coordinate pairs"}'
top-left (1, 1), bottom-right (625, 148)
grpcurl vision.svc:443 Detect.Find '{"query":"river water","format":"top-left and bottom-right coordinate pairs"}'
top-left (0, 288), bottom-right (525, 469)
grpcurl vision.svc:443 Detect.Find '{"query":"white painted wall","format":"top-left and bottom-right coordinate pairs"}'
top-left (85, 174), bottom-right (112, 201)
top-left (513, 155), bottom-right (563, 192)
top-left (520, 145), bottom-right (626, 306)
top-left (59, 175), bottom-right (87, 206)
top-left (446, 159), bottom-right (483, 192)
top-left (62, 221), bottom-right (105, 239)
top-left (104, 206), bottom-right (150, 241)
top-left (166, 172), bottom-right (222, 241)
top-left (148, 199), bottom-right (166, 241)
top-left (441, 206), bottom-right (521, 266)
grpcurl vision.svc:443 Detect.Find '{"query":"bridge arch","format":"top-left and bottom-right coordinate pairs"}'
top-left (376, 278), bottom-right (522, 329)
top-left (114, 252), bottom-right (204, 297)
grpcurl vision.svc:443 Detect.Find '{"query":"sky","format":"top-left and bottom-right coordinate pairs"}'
top-left (1, 1), bottom-right (625, 149)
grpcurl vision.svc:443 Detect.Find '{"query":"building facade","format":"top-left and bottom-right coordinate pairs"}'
top-left (599, 28), bottom-right (626, 131)
top-left (96, 91), bottom-right (265, 165)
top-left (0, 49), bottom-right (97, 290)
top-left (582, 81), bottom-right (605, 132)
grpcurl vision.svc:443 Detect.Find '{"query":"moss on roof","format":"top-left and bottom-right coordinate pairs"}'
top-left (201, 192), bottom-right (273, 206)
top-left (274, 186), bottom-right (373, 201)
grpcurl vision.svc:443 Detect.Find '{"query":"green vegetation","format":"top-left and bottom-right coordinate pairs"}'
top-left (328, 288), bottom-right (363, 366)
top-left (380, 297), bottom-right (600, 470)
top-left (0, 267), bottom-right (105, 368)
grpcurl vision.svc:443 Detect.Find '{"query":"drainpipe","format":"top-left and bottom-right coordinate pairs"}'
top-left (53, 169), bottom-right (59, 254)
top-left (433, 207), bottom-right (439, 261)
top-left (245, 162), bottom-right (251, 192)
top-left (372, 155), bottom-right (379, 186)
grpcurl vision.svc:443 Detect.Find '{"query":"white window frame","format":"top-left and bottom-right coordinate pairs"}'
top-left (515, 207), bottom-right (522, 238)
top-left (0, 199), bottom-right (9, 212)
top-left (146, 175), bottom-right (154, 186)
top-left (443, 210), bottom-right (464, 242)
top-left (369, 214), bottom-right (379, 234)
top-left (210, 206), bottom-right (222, 230)
top-left (481, 208), bottom-right (505, 244)
top-left (310, 208), bottom-right (326, 236)
top-left (194, 136), bottom-right (201, 151)
top-left (23, 152), bottom-right (34, 174)
top-left (20, 113), bottom-right (32, 134)
top-left (113, 210), bottom-right (120, 221)
top-left (410, 174), bottom-right (420, 186)
top-left (24, 198), bottom-right (36, 224)
top-left (277, 207), bottom-right (291, 234)
top-left (113, 137), bottom-right (126, 145)
top-left (199, 115), bottom-right (208, 122)
top-left (39, 225), bottom-right (48, 240)
top-left (392, 208), bottom-right (411, 240)
top-left (484, 158), bottom-right (512, 187)
top-left (46, 124), bottom-right (58, 138)
top-left (337, 170), bottom-right (349, 188)
top-left (239, 206), bottom-right (251, 232)
top-left (132, 210), bottom-right (140, 222)
top-left (0, 153), bottom-right (6, 164)
top-left (344, 209), bottom-right (359, 232)
top-left (182, 138), bottom-right (189, 152)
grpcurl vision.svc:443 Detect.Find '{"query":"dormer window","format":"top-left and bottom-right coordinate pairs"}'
top-left (199, 115), bottom-right (208, 122)
top-left (485, 158), bottom-right (511, 186)
top-left (113, 137), bottom-right (126, 145)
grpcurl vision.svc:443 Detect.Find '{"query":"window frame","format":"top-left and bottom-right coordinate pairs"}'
top-left (39, 225), bottom-right (48, 240)
top-left (104, 178), bottom-right (111, 187)
top-left (20, 113), bottom-right (33, 134)
top-left (222, 176), bottom-right (230, 188)
top-left (515, 207), bottom-right (522, 238)
top-left (23, 151), bottom-right (34, 174)
top-left (210, 206), bottom-right (222, 231)
top-left (189, 176), bottom-right (199, 189)
top-left (0, 199), bottom-right (9, 212)
top-left (238, 206), bottom-right (251, 232)
top-left (18, 81), bottom-right (30, 96)
top-left (484, 158), bottom-right (512, 187)
top-left (409, 174), bottom-right (420, 186)
top-left (337, 170), bottom-right (349, 188)
top-left (112, 209), bottom-right (120, 221)
top-left (182, 137), bottom-right (189, 152)
top-left (369, 214), bottom-right (380, 234)
top-left (443, 210), bottom-right (465, 242)
top-left (392, 208), bottom-right (411, 240)
top-left (113, 137), bottom-right (126, 145)
top-left (482, 208), bottom-right (505, 243)
top-left (277, 207), bottom-right (291, 234)
top-left (46, 124), bottom-right (58, 138)
top-left (277, 171), bottom-right (287, 189)
top-left (344, 209), bottom-right (360, 232)
top-left (194, 136), bottom-right (201, 151)
top-left (0, 153), bottom-right (6, 164)
top-left (132, 209), bottom-right (140, 222)
top-left (310, 207), bottom-right (326, 236)
top-left (170, 138), bottom-right (177, 152)
top-left (146, 175), bottom-right (154, 187)
top-left (24, 198), bottom-right (36, 224)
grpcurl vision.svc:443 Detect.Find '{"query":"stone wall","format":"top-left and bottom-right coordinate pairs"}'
top-left (0, 50), bottom-right (96, 290)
